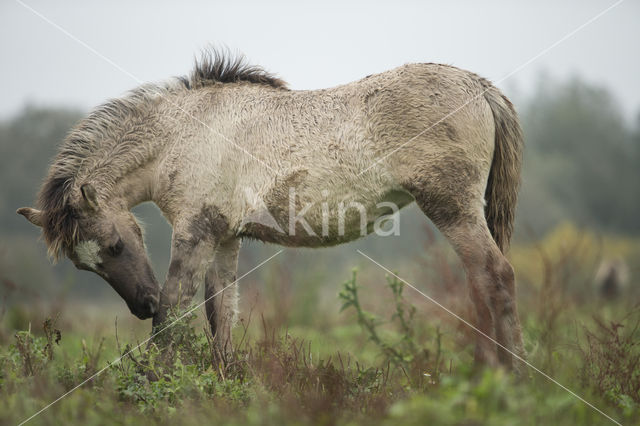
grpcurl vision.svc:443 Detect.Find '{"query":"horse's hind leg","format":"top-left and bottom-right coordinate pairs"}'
top-left (204, 238), bottom-right (240, 357)
top-left (406, 182), bottom-right (524, 369)
top-left (441, 217), bottom-right (523, 369)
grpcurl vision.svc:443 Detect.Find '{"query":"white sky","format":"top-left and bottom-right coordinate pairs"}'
top-left (1, 0), bottom-right (638, 120)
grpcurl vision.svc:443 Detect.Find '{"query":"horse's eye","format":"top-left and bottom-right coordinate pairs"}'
top-left (108, 239), bottom-right (124, 257)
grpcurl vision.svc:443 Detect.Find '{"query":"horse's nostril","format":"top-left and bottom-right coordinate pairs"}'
top-left (132, 292), bottom-right (159, 319)
top-left (145, 295), bottom-right (159, 316)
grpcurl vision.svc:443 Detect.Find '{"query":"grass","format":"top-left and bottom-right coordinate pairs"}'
top-left (1, 228), bottom-right (640, 425)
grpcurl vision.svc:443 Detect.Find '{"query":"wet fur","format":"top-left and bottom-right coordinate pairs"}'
top-left (22, 48), bottom-right (524, 368)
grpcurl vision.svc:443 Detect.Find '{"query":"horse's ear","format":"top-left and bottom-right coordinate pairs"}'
top-left (17, 207), bottom-right (43, 227)
top-left (80, 183), bottom-right (99, 211)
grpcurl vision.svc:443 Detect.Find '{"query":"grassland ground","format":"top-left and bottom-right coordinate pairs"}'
top-left (1, 224), bottom-right (639, 425)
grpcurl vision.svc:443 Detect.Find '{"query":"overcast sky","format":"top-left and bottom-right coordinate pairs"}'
top-left (1, 0), bottom-right (638, 121)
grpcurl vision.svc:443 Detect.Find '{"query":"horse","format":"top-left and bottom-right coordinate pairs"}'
top-left (17, 49), bottom-right (524, 369)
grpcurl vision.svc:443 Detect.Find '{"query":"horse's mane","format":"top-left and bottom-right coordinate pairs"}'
top-left (183, 48), bottom-right (288, 90)
top-left (37, 177), bottom-right (79, 260)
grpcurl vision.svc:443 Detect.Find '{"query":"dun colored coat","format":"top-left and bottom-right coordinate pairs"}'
top-left (18, 49), bottom-right (525, 369)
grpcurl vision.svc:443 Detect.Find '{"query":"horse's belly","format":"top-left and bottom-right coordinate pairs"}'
top-left (238, 188), bottom-right (414, 247)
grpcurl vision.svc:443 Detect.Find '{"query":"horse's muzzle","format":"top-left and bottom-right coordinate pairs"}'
top-left (132, 293), bottom-right (159, 319)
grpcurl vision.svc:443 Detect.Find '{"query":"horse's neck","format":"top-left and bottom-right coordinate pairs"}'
top-left (113, 161), bottom-right (163, 209)
top-left (84, 112), bottom-right (180, 211)
top-left (79, 144), bottom-right (167, 214)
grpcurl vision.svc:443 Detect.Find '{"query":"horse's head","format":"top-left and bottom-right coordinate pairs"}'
top-left (17, 183), bottom-right (160, 320)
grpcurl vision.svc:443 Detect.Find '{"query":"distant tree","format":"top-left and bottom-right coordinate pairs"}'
top-left (0, 106), bottom-right (82, 235)
top-left (516, 75), bottom-right (640, 236)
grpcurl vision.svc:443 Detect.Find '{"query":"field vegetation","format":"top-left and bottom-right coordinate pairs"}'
top-left (1, 224), bottom-right (639, 425)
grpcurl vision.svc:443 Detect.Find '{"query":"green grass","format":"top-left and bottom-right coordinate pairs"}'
top-left (1, 262), bottom-right (639, 425)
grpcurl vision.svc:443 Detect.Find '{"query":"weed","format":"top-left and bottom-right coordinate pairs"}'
top-left (11, 318), bottom-right (61, 376)
top-left (339, 269), bottom-right (443, 388)
top-left (579, 308), bottom-right (640, 410)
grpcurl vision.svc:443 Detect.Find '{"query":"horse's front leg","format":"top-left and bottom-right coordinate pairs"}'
top-left (152, 226), bottom-right (216, 329)
top-left (204, 238), bottom-right (240, 356)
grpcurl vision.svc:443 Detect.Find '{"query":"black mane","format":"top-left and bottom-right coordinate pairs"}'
top-left (38, 174), bottom-right (81, 260)
top-left (186, 48), bottom-right (287, 90)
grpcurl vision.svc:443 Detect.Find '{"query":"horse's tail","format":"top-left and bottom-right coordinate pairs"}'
top-left (482, 83), bottom-right (523, 253)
